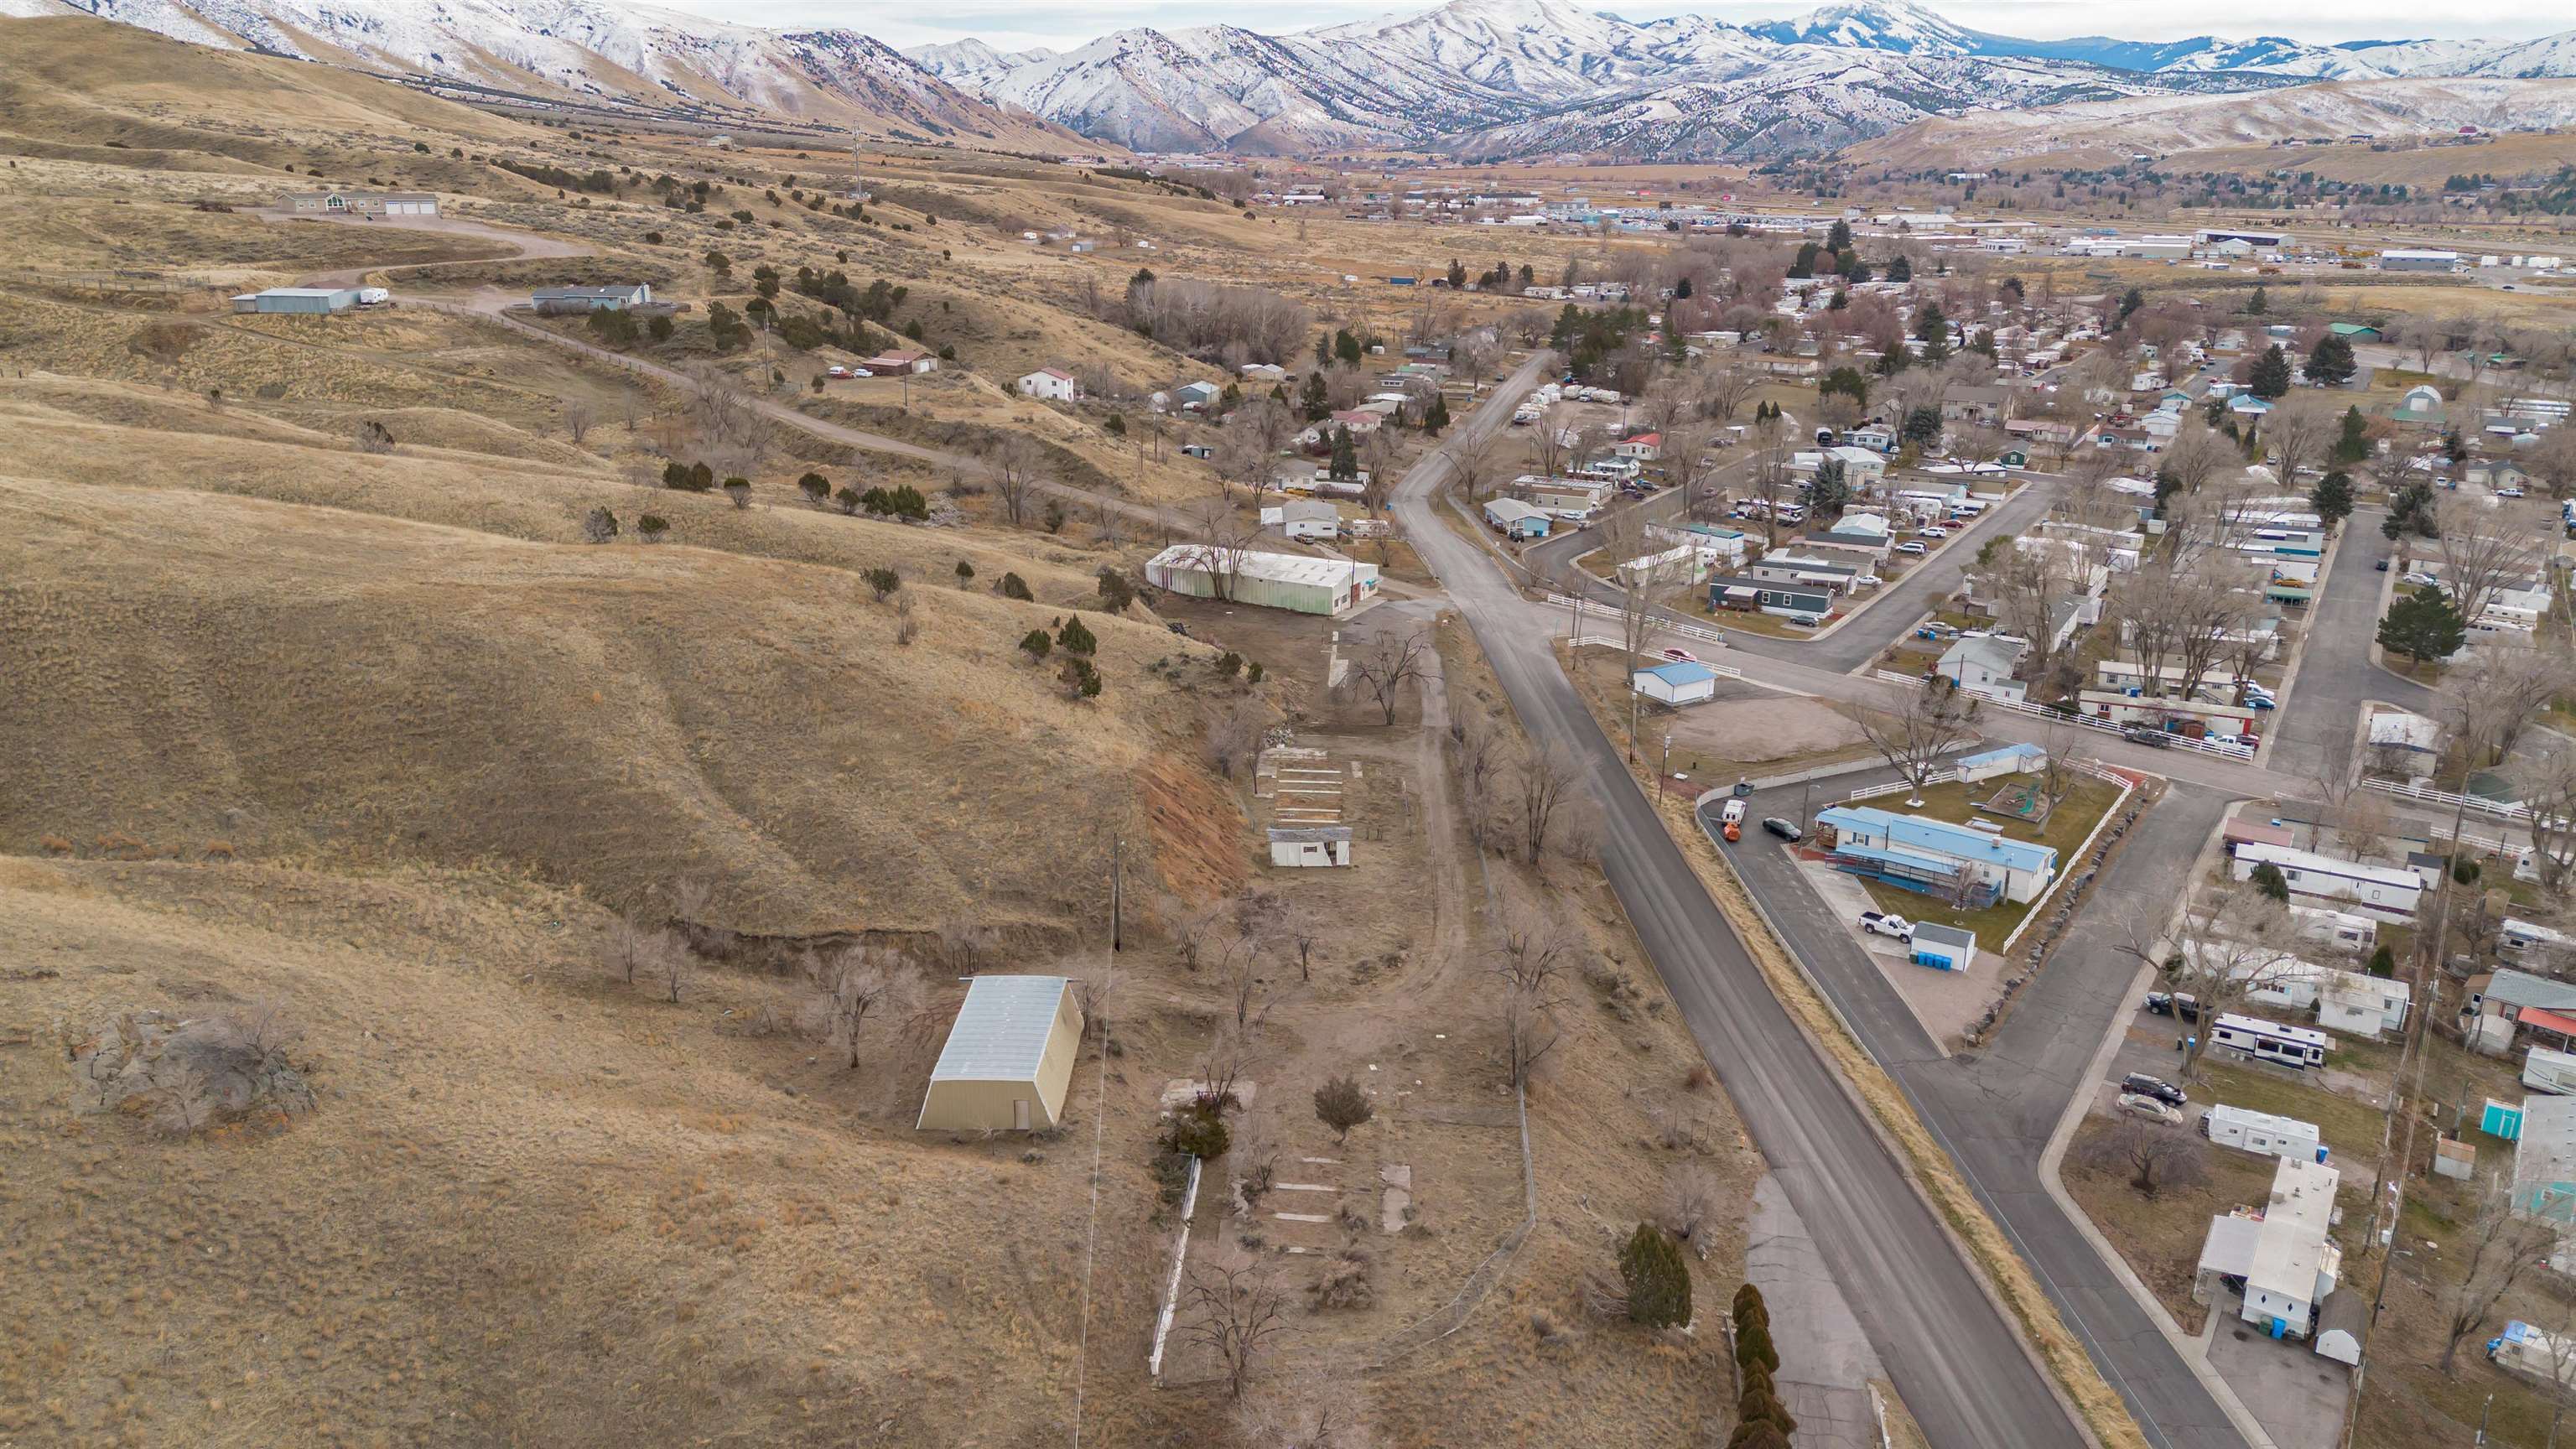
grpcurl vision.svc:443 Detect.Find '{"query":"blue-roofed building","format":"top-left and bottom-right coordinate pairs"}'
top-left (1633, 660), bottom-right (1718, 706)
top-left (1815, 805), bottom-right (2059, 905)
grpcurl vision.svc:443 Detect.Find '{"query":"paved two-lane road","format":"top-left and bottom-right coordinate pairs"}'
top-left (1394, 353), bottom-right (2089, 1449)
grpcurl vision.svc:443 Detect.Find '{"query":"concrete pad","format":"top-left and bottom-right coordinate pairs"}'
top-left (1380, 1163), bottom-right (1412, 1233)
top-left (1747, 1175), bottom-right (1888, 1449)
top-left (1794, 858), bottom-right (1992, 1050)
top-left (2204, 1285), bottom-right (2351, 1449)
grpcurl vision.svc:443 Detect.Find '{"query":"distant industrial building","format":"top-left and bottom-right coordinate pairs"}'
top-left (2380, 249), bottom-right (2461, 273)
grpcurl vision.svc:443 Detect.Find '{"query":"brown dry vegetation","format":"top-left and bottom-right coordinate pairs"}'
top-left (0, 478), bottom-right (1228, 937)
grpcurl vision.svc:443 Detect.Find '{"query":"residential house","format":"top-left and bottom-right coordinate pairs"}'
top-left (1483, 498), bottom-right (1553, 539)
top-left (1709, 576), bottom-right (1833, 619)
top-left (2228, 842), bottom-right (2423, 923)
top-left (529, 283), bottom-right (652, 313)
top-left (1843, 424), bottom-right (1897, 454)
top-left (284, 190), bottom-right (438, 217)
top-left (1746, 553), bottom-right (1858, 593)
top-left (861, 347), bottom-right (937, 375)
top-left (1270, 500), bottom-right (1340, 541)
top-left (1017, 368), bottom-right (1080, 402)
top-left (1647, 522), bottom-right (1750, 565)
top-left (1512, 477), bottom-right (1615, 517)
top-left (1174, 381), bottom-right (1223, 410)
top-left (1938, 635), bottom-right (2028, 703)
top-left (2195, 1157), bottom-right (2344, 1340)
top-left (1613, 432), bottom-right (1663, 462)
top-left (1814, 805), bottom-right (2060, 905)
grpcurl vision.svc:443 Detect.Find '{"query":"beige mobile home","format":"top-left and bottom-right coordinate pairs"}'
top-left (917, 975), bottom-right (1084, 1132)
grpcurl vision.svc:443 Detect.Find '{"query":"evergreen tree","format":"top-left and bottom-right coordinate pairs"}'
top-left (2330, 405), bottom-right (2371, 465)
top-left (2248, 345), bottom-right (2293, 400)
top-left (1840, 253), bottom-right (1871, 285)
top-left (1914, 299), bottom-right (1950, 362)
top-left (1675, 275), bottom-right (1694, 299)
top-left (1789, 242), bottom-right (1820, 279)
top-left (1735, 1317), bottom-right (1779, 1374)
top-left (1903, 406), bottom-right (1943, 449)
top-left (1446, 257), bottom-right (1467, 289)
top-left (1334, 329), bottom-right (1363, 366)
top-left (2249, 862), bottom-right (2290, 904)
top-left (2304, 333), bottom-right (2357, 386)
top-left (2117, 288), bottom-right (2144, 325)
top-left (1826, 219), bottom-right (1853, 252)
top-left (1618, 1223), bottom-right (1692, 1328)
top-left (2368, 943), bottom-right (2397, 978)
top-left (1300, 371), bottom-right (1331, 423)
top-left (1424, 395), bottom-right (1451, 435)
top-left (1055, 613), bottom-right (1098, 657)
top-left (1328, 425), bottom-right (1358, 481)
top-left (2309, 470), bottom-right (2354, 529)
top-left (1885, 253), bottom-right (1913, 283)
top-left (2377, 587), bottom-right (2466, 664)
top-left (1732, 1282), bottom-right (1769, 1332)
top-left (1018, 628), bottom-right (1052, 662)
top-left (2245, 284), bottom-right (2268, 315)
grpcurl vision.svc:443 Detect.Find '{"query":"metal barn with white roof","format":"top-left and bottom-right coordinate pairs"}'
top-left (917, 975), bottom-right (1085, 1133)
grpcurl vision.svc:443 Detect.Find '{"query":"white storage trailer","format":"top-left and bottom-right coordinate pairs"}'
top-left (2199, 1104), bottom-right (2325, 1164)
top-left (2527, 1046), bottom-right (2576, 1096)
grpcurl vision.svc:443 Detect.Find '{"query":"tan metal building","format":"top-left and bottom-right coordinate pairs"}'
top-left (917, 975), bottom-right (1083, 1132)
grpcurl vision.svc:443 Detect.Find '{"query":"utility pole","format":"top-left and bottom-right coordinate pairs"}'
top-left (1110, 835), bottom-right (1124, 953)
top-left (1659, 730), bottom-right (1673, 804)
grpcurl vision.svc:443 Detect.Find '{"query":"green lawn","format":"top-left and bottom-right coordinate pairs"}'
top-left (2196, 1060), bottom-right (2387, 1161)
top-left (1850, 773), bottom-right (2127, 948)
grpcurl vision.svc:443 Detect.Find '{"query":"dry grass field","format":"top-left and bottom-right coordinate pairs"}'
top-left (0, 20), bottom-right (1789, 1447)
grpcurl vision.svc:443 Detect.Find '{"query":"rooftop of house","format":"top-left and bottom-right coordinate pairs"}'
top-left (1639, 661), bottom-right (1717, 686)
top-left (1815, 805), bottom-right (2057, 875)
top-left (1146, 545), bottom-right (1376, 589)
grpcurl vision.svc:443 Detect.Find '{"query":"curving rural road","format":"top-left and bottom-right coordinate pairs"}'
top-left (1394, 351), bottom-right (2090, 1448)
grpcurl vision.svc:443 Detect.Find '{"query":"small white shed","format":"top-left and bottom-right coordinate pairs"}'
top-left (917, 975), bottom-right (1084, 1133)
top-left (1269, 825), bottom-right (1353, 867)
top-left (1632, 661), bottom-right (1718, 706)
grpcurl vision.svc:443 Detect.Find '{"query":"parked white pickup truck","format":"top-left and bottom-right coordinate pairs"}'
top-left (1858, 910), bottom-right (1914, 940)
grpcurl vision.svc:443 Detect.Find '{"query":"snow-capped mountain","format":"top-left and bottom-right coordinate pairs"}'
top-left (50, 0), bottom-right (1073, 145)
top-left (26, 0), bottom-right (2576, 162)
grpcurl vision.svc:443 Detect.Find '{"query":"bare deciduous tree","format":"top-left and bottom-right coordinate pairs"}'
top-left (1346, 630), bottom-right (1431, 727)
top-left (2438, 502), bottom-right (2551, 628)
top-left (800, 947), bottom-right (917, 1072)
top-left (2439, 1172), bottom-right (2563, 1374)
top-left (1233, 1368), bottom-right (1374, 1449)
top-left (685, 365), bottom-right (771, 458)
top-left (1659, 1161), bottom-right (1727, 1256)
top-left (1511, 745), bottom-right (1581, 865)
top-left (2076, 1119), bottom-right (2210, 1199)
top-left (1181, 1249), bottom-right (1291, 1400)
top-left (2119, 886), bottom-right (2299, 1080)
top-left (563, 397), bottom-right (596, 445)
top-left (985, 434), bottom-right (1046, 528)
top-left (1857, 678), bottom-right (1981, 807)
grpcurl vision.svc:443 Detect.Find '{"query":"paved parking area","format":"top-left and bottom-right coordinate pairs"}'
top-left (1793, 856), bottom-right (1993, 1049)
top-left (1748, 1176), bottom-right (1887, 1449)
top-left (2201, 1285), bottom-right (2352, 1449)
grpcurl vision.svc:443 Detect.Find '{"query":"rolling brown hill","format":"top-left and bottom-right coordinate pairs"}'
top-left (0, 474), bottom-right (1248, 939)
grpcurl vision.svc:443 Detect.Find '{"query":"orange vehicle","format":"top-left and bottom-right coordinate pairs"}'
top-left (1722, 820), bottom-right (1741, 842)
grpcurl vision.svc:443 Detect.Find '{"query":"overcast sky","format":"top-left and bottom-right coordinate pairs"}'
top-left (719, 0), bottom-right (2564, 55)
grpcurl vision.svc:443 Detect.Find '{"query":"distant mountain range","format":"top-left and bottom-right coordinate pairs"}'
top-left (23, 0), bottom-right (2576, 160)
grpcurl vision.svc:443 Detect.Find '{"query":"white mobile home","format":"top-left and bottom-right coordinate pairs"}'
top-left (2200, 1104), bottom-right (2325, 1162)
top-left (2527, 1046), bottom-right (2576, 1096)
top-left (1144, 546), bottom-right (1379, 616)
top-left (2197, 1156), bottom-right (2342, 1340)
top-left (2230, 843), bottom-right (2423, 923)
top-left (1267, 825), bottom-right (1353, 867)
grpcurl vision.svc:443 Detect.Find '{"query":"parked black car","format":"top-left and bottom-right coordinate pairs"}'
top-left (2122, 725), bottom-right (2174, 749)
top-left (2143, 991), bottom-right (2203, 1022)
top-left (2122, 1072), bottom-right (2189, 1106)
top-left (1762, 817), bottom-right (1803, 843)
top-left (2375, 558), bottom-right (2391, 572)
